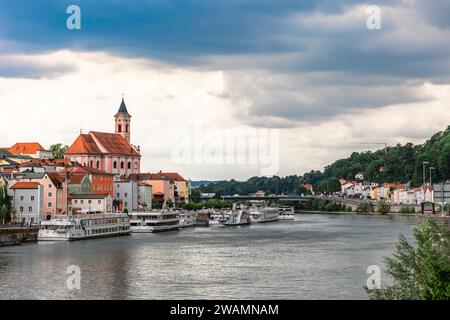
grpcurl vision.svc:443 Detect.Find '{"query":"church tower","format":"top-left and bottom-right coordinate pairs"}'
top-left (114, 96), bottom-right (131, 143)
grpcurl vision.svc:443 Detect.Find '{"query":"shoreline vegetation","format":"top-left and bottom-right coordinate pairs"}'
top-left (366, 217), bottom-right (450, 300)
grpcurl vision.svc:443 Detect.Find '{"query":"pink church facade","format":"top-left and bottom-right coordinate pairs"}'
top-left (65, 98), bottom-right (141, 177)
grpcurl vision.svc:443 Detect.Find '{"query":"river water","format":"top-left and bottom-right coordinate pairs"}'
top-left (0, 214), bottom-right (419, 300)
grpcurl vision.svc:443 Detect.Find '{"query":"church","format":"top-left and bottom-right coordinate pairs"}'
top-left (65, 98), bottom-right (141, 177)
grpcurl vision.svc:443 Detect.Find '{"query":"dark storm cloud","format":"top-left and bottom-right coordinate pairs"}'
top-left (0, 0), bottom-right (448, 124)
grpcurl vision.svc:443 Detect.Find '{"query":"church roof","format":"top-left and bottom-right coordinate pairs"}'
top-left (66, 134), bottom-right (102, 155)
top-left (115, 98), bottom-right (130, 117)
top-left (66, 131), bottom-right (139, 156)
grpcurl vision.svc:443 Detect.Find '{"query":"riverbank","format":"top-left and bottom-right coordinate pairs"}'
top-left (0, 227), bottom-right (38, 247)
top-left (296, 210), bottom-right (422, 217)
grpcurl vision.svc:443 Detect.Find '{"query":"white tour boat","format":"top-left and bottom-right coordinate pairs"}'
top-left (223, 209), bottom-right (251, 226)
top-left (278, 206), bottom-right (295, 221)
top-left (38, 213), bottom-right (131, 241)
top-left (250, 207), bottom-right (279, 223)
top-left (179, 211), bottom-right (196, 228)
top-left (208, 211), bottom-right (227, 227)
top-left (129, 211), bottom-right (182, 233)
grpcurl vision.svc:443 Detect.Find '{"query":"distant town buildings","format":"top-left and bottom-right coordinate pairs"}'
top-left (338, 178), bottom-right (435, 205)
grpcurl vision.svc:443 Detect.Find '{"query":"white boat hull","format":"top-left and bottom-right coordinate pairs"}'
top-left (131, 224), bottom-right (182, 233)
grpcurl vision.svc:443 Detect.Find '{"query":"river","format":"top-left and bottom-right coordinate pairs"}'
top-left (0, 214), bottom-right (419, 300)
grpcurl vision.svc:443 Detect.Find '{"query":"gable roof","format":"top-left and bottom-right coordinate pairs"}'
top-left (65, 132), bottom-right (139, 156)
top-left (68, 175), bottom-right (87, 184)
top-left (62, 165), bottom-right (114, 176)
top-left (10, 181), bottom-right (40, 189)
top-left (66, 134), bottom-right (102, 155)
top-left (8, 143), bottom-right (47, 155)
top-left (159, 172), bottom-right (186, 182)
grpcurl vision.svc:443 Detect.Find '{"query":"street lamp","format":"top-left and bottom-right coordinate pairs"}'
top-left (429, 167), bottom-right (436, 186)
top-left (422, 161), bottom-right (429, 186)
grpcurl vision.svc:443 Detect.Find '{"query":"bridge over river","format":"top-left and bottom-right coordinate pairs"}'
top-left (220, 195), bottom-right (409, 212)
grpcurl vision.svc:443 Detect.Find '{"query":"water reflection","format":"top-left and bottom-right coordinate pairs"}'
top-left (0, 214), bottom-right (418, 300)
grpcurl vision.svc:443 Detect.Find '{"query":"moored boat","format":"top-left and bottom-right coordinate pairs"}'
top-left (278, 206), bottom-right (295, 221)
top-left (250, 207), bottom-right (279, 223)
top-left (179, 211), bottom-right (196, 228)
top-left (129, 211), bottom-right (182, 233)
top-left (223, 209), bottom-right (251, 226)
top-left (38, 213), bottom-right (130, 241)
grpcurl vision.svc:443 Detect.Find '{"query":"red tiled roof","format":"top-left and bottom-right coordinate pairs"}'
top-left (62, 165), bottom-right (114, 176)
top-left (68, 175), bottom-right (85, 184)
top-left (8, 143), bottom-right (47, 155)
top-left (159, 172), bottom-right (186, 181)
top-left (10, 181), bottom-right (40, 189)
top-left (66, 134), bottom-right (102, 155)
top-left (66, 132), bottom-right (139, 156)
top-left (91, 131), bottom-right (138, 156)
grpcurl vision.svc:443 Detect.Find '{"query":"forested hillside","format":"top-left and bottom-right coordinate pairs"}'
top-left (198, 126), bottom-right (450, 196)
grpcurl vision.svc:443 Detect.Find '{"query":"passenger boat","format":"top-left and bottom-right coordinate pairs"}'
top-left (179, 211), bottom-right (196, 228)
top-left (129, 211), bottom-right (182, 233)
top-left (223, 209), bottom-right (251, 226)
top-left (278, 206), bottom-right (295, 221)
top-left (250, 207), bottom-right (279, 223)
top-left (38, 213), bottom-right (130, 241)
top-left (208, 211), bottom-right (227, 227)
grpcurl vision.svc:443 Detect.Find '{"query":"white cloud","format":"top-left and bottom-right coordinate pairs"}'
top-left (1, 50), bottom-right (449, 181)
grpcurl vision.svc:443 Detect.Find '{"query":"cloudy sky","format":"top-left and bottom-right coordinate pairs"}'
top-left (0, 0), bottom-right (450, 180)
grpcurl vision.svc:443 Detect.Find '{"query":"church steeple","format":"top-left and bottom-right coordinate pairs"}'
top-left (114, 96), bottom-right (132, 143)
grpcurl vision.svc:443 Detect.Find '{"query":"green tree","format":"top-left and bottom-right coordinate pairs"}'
top-left (357, 201), bottom-right (373, 214)
top-left (377, 201), bottom-right (391, 215)
top-left (367, 217), bottom-right (450, 300)
top-left (1, 205), bottom-right (8, 224)
top-left (50, 143), bottom-right (68, 159)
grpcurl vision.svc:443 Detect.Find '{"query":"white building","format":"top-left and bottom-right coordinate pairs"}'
top-left (138, 182), bottom-right (152, 211)
top-left (10, 181), bottom-right (43, 224)
top-left (69, 194), bottom-right (112, 213)
top-left (114, 180), bottom-right (139, 212)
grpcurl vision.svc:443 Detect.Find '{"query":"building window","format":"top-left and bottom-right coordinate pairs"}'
top-left (28, 206), bottom-right (32, 212)
top-left (124, 193), bottom-right (128, 197)
top-left (48, 192), bottom-right (52, 197)
top-left (20, 196), bottom-right (24, 201)
top-left (48, 184), bottom-right (52, 188)
top-left (120, 161), bottom-right (124, 169)
top-left (48, 202), bottom-right (52, 208)
top-left (134, 162), bottom-right (138, 170)
top-left (118, 124), bottom-right (122, 133)
top-left (127, 161), bottom-right (131, 169)
top-left (19, 206), bottom-right (23, 212)
top-left (96, 160), bottom-right (100, 168)
top-left (98, 200), bottom-right (101, 204)
top-left (88, 200), bottom-right (92, 204)
top-left (117, 193), bottom-right (120, 198)
top-left (80, 200), bottom-right (84, 204)
top-left (31, 196), bottom-right (34, 201)
top-left (125, 124), bottom-right (129, 133)
top-left (113, 161), bottom-right (117, 169)
top-left (74, 200), bottom-right (78, 204)
top-left (125, 202), bottom-right (128, 207)
top-left (90, 160), bottom-right (93, 167)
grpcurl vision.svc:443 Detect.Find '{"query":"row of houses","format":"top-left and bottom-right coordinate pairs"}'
top-left (339, 175), bottom-right (433, 205)
top-left (0, 98), bottom-right (191, 224)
